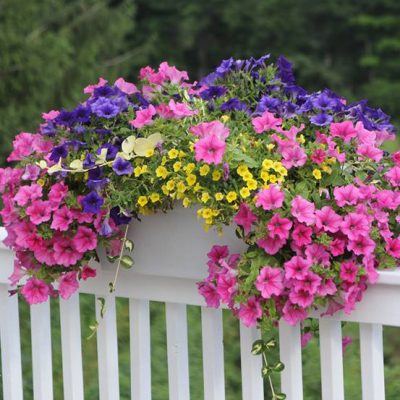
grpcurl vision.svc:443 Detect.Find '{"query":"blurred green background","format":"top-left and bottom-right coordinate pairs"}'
top-left (1, 0), bottom-right (400, 398)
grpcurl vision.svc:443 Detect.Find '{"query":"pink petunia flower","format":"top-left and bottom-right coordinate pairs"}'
top-left (333, 184), bottom-right (361, 207)
top-left (51, 206), bottom-right (73, 231)
top-left (59, 271), bottom-right (79, 300)
top-left (281, 145), bottom-right (307, 169)
top-left (330, 238), bottom-right (346, 256)
top-left (238, 296), bottom-right (263, 327)
top-left (267, 214), bottom-right (292, 240)
top-left (289, 287), bottom-right (314, 308)
top-left (190, 120), bottom-right (230, 140)
top-left (42, 110), bottom-right (60, 121)
top-left (7, 132), bottom-right (37, 161)
top-left (310, 149), bottom-right (326, 164)
top-left (357, 144), bottom-right (383, 162)
top-left (129, 105), bottom-right (157, 128)
top-left (292, 223), bottom-right (313, 247)
top-left (342, 336), bottom-right (353, 353)
top-left (158, 61), bottom-right (189, 84)
top-left (114, 77), bottom-right (138, 95)
top-left (72, 226), bottom-right (97, 253)
top-left (198, 281), bottom-right (220, 308)
top-left (168, 99), bottom-right (197, 118)
top-left (257, 235), bottom-right (286, 255)
top-left (216, 273), bottom-right (237, 303)
top-left (252, 111), bottom-right (282, 133)
top-left (83, 77), bottom-right (107, 94)
top-left (35, 240), bottom-right (56, 266)
top-left (330, 121), bottom-right (358, 142)
top-left (282, 301), bottom-right (308, 325)
top-left (284, 256), bottom-right (310, 280)
top-left (54, 237), bottom-right (83, 267)
top-left (291, 196), bottom-right (315, 226)
top-left (194, 133), bottom-right (226, 165)
top-left (233, 203), bottom-right (258, 234)
top-left (385, 166), bottom-right (400, 187)
top-left (301, 332), bottom-right (313, 348)
top-left (296, 271), bottom-right (321, 295)
top-left (347, 235), bottom-right (375, 256)
top-left (305, 244), bottom-right (331, 267)
top-left (255, 267), bottom-right (284, 299)
top-left (21, 278), bottom-right (50, 304)
top-left (81, 265), bottom-right (97, 280)
top-left (255, 185), bottom-right (284, 211)
top-left (341, 212), bottom-right (370, 240)
top-left (385, 237), bottom-right (400, 258)
top-left (317, 279), bottom-right (337, 296)
top-left (26, 200), bottom-right (52, 225)
top-left (13, 184), bottom-right (42, 207)
top-left (207, 245), bottom-right (229, 263)
top-left (315, 206), bottom-right (342, 233)
top-left (340, 261), bottom-right (359, 283)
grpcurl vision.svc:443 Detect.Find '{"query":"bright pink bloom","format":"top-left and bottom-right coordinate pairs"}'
top-left (82, 265), bottom-right (97, 280)
top-left (291, 196), bottom-right (315, 226)
top-left (194, 133), bottom-right (226, 165)
top-left (207, 245), bottom-right (229, 263)
top-left (59, 271), bottom-right (79, 300)
top-left (51, 206), bottom-right (73, 231)
top-left (315, 206), bottom-right (342, 233)
top-left (385, 237), bottom-right (400, 258)
top-left (281, 145), bottom-right (307, 169)
top-left (83, 77), bottom-right (107, 94)
top-left (114, 77), bottom-right (138, 95)
top-left (21, 278), bottom-right (50, 304)
top-left (305, 244), bottom-right (331, 267)
top-left (54, 238), bottom-right (83, 267)
top-left (392, 151), bottom-right (400, 166)
top-left (310, 149), bottom-right (326, 164)
top-left (385, 166), bottom-right (400, 187)
top-left (233, 203), bottom-right (258, 234)
top-left (190, 120), bottom-right (230, 140)
top-left (168, 99), bottom-right (196, 118)
top-left (216, 273), bottom-right (237, 303)
top-left (334, 185), bottom-right (360, 207)
top-left (292, 223), bottom-right (313, 247)
top-left (330, 121), bottom-right (358, 142)
top-left (35, 241), bottom-right (56, 266)
top-left (255, 185), bottom-right (284, 211)
top-left (347, 235), bottom-right (375, 256)
top-left (284, 256), bottom-right (310, 280)
top-left (296, 271), bottom-right (321, 295)
top-left (341, 213), bottom-right (370, 240)
top-left (340, 261), bottom-right (359, 283)
top-left (301, 332), bottom-right (313, 348)
top-left (330, 238), bottom-right (346, 256)
top-left (238, 296), bottom-right (263, 327)
top-left (267, 214), bottom-right (292, 240)
top-left (342, 336), bottom-right (353, 353)
top-left (13, 184), bottom-right (42, 207)
top-left (252, 111), bottom-right (281, 133)
top-left (129, 105), bottom-right (157, 128)
top-left (282, 301), bottom-right (307, 325)
top-left (7, 132), bottom-right (36, 161)
top-left (42, 110), bottom-right (60, 120)
top-left (257, 235), bottom-right (286, 255)
top-left (289, 287), bottom-right (314, 308)
top-left (158, 61), bottom-right (189, 84)
top-left (255, 267), bottom-right (284, 298)
top-left (48, 181), bottom-right (68, 207)
top-left (198, 282), bottom-right (220, 308)
top-left (26, 200), bottom-right (52, 225)
top-left (72, 226), bottom-right (97, 253)
top-left (317, 279), bottom-right (337, 296)
top-left (357, 144), bottom-right (383, 162)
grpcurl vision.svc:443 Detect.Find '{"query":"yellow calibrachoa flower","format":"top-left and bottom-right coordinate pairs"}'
top-left (134, 167), bottom-right (142, 177)
top-left (247, 179), bottom-right (258, 190)
top-left (240, 187), bottom-right (250, 198)
top-left (201, 192), bottom-right (211, 203)
top-left (156, 166), bottom-right (168, 179)
top-left (183, 197), bottom-right (191, 208)
top-left (184, 163), bottom-right (195, 174)
top-left (199, 164), bottom-right (210, 176)
top-left (145, 148), bottom-right (154, 157)
top-left (141, 165), bottom-right (148, 173)
top-left (269, 174), bottom-right (278, 184)
top-left (267, 144), bottom-right (275, 151)
top-left (313, 169), bottom-right (322, 180)
top-left (221, 115), bottom-right (230, 123)
top-left (202, 208), bottom-right (213, 219)
top-left (261, 170), bottom-right (270, 182)
top-left (193, 183), bottom-right (201, 192)
top-left (226, 191), bottom-right (238, 203)
top-left (215, 192), bottom-right (224, 201)
top-left (37, 178), bottom-right (45, 187)
top-left (137, 196), bottom-right (148, 207)
top-left (168, 149), bottom-right (179, 159)
top-left (161, 185), bottom-right (169, 195)
top-left (212, 170), bottom-right (222, 181)
top-left (166, 180), bottom-right (175, 191)
top-left (237, 164), bottom-right (248, 176)
top-left (297, 134), bottom-right (305, 144)
top-left (173, 161), bottom-right (182, 172)
top-left (262, 159), bottom-right (274, 169)
top-left (242, 171), bottom-right (253, 182)
top-left (150, 193), bottom-right (160, 203)
top-left (179, 150), bottom-right (186, 158)
top-left (276, 166), bottom-right (288, 176)
top-left (161, 156), bottom-right (168, 165)
top-left (177, 181), bottom-right (187, 193)
top-left (322, 165), bottom-right (332, 174)
top-left (186, 174), bottom-right (197, 186)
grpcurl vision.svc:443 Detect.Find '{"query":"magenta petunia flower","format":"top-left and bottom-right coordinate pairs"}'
top-left (194, 133), bottom-right (226, 165)
top-left (59, 271), bottom-right (79, 300)
top-left (385, 237), bottom-right (400, 258)
top-left (82, 265), bottom-right (97, 280)
top-left (295, 271), bottom-right (321, 295)
top-left (21, 278), bottom-right (50, 304)
top-left (252, 110), bottom-right (282, 133)
top-left (129, 105), bottom-right (157, 128)
top-left (291, 196), bottom-right (315, 226)
top-left (385, 166), bottom-right (400, 187)
top-left (289, 287), bottom-right (314, 308)
top-left (255, 267), bottom-right (284, 299)
top-left (339, 261), bottom-right (359, 283)
top-left (341, 212), bottom-right (370, 240)
top-left (51, 206), bottom-right (73, 232)
top-left (233, 203), bottom-right (258, 234)
top-left (267, 213), bottom-right (292, 240)
top-left (238, 296), bottom-right (263, 327)
top-left (347, 235), bottom-right (375, 256)
top-left (54, 237), bottom-right (83, 267)
top-left (257, 235), bottom-right (286, 255)
top-left (284, 256), bottom-right (310, 280)
top-left (26, 200), bottom-right (52, 225)
top-left (13, 184), bottom-right (42, 207)
top-left (282, 301), bottom-right (308, 325)
top-left (255, 185), bottom-right (284, 211)
top-left (198, 281), bottom-right (220, 308)
top-left (168, 99), bottom-right (197, 118)
top-left (281, 145), bottom-right (307, 169)
top-left (333, 184), bottom-right (361, 207)
top-left (357, 144), bottom-right (383, 162)
top-left (330, 120), bottom-right (358, 142)
top-left (315, 206), bottom-right (342, 233)
top-left (190, 120), bottom-right (230, 140)
top-left (114, 77), bottom-right (138, 95)
top-left (207, 245), bottom-right (229, 263)
top-left (72, 226), bottom-right (97, 253)
top-left (292, 223), bottom-right (313, 247)
top-left (216, 273), bottom-right (237, 303)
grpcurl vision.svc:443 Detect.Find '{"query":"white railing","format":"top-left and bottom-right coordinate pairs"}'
top-left (0, 223), bottom-right (400, 400)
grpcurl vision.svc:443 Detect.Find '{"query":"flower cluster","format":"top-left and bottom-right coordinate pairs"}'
top-left (0, 54), bottom-right (398, 340)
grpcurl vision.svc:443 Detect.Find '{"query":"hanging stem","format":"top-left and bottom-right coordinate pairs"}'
top-left (109, 224), bottom-right (130, 292)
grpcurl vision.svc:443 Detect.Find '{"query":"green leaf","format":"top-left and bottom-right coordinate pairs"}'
top-left (273, 361), bottom-right (285, 372)
top-left (121, 255), bottom-right (134, 269)
top-left (231, 147), bottom-right (258, 168)
top-left (97, 297), bottom-right (106, 318)
top-left (124, 239), bottom-right (135, 252)
top-left (251, 339), bottom-right (265, 355)
top-left (273, 393), bottom-right (287, 400)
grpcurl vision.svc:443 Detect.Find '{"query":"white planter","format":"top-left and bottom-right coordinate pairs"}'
top-left (99, 205), bottom-right (246, 280)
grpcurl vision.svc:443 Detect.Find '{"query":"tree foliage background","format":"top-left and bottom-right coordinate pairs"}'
top-left (1, 0), bottom-right (400, 398)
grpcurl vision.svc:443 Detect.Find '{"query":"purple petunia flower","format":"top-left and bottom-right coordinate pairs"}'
top-left (110, 207), bottom-right (132, 225)
top-left (81, 191), bottom-right (104, 214)
top-left (91, 98), bottom-right (120, 119)
top-left (100, 218), bottom-right (113, 236)
top-left (200, 86), bottom-right (227, 100)
top-left (49, 144), bottom-right (68, 162)
top-left (83, 153), bottom-right (95, 169)
top-left (112, 157), bottom-right (133, 176)
top-left (55, 110), bottom-right (76, 127)
top-left (310, 113), bottom-right (333, 127)
top-left (220, 98), bottom-right (248, 112)
top-left (73, 105), bottom-right (91, 123)
top-left (97, 144), bottom-right (118, 160)
top-left (40, 121), bottom-right (57, 136)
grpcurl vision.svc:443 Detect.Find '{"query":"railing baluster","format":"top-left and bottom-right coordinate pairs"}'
top-left (60, 294), bottom-right (84, 400)
top-left (201, 307), bottom-right (225, 400)
top-left (96, 295), bottom-right (120, 400)
top-left (239, 324), bottom-right (264, 400)
top-left (279, 320), bottom-right (303, 399)
top-left (165, 302), bottom-right (190, 400)
top-left (319, 318), bottom-right (344, 400)
top-left (130, 299), bottom-right (151, 400)
top-left (360, 323), bottom-right (385, 400)
top-left (31, 301), bottom-right (54, 399)
top-left (0, 285), bottom-right (23, 400)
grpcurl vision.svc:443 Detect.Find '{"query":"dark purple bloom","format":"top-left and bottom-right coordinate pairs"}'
top-left (134, 92), bottom-right (150, 108)
top-left (256, 95), bottom-right (282, 114)
top-left (55, 110), bottom-right (76, 127)
top-left (282, 101), bottom-right (299, 118)
top-left (276, 55), bottom-right (295, 85)
top-left (100, 218), bottom-right (113, 236)
top-left (200, 86), bottom-right (227, 100)
top-left (73, 105), bottom-right (91, 123)
top-left (87, 178), bottom-right (110, 191)
top-left (310, 113), bottom-right (333, 126)
top-left (91, 98), bottom-right (120, 119)
top-left (223, 163), bottom-right (230, 181)
top-left (40, 122), bottom-right (57, 136)
top-left (83, 153), bottom-right (95, 168)
top-left (112, 157), bottom-right (133, 176)
top-left (88, 167), bottom-right (102, 180)
top-left (73, 125), bottom-right (87, 134)
top-left (110, 207), bottom-right (132, 225)
top-left (93, 85), bottom-right (117, 98)
top-left (220, 98), bottom-right (248, 112)
top-left (49, 144), bottom-right (68, 162)
top-left (97, 144), bottom-right (118, 161)
top-left (81, 191), bottom-right (104, 214)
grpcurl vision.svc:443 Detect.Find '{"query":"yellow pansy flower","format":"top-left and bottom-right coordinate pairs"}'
top-left (313, 169), bottom-right (322, 180)
top-left (137, 196), bottom-right (148, 207)
top-left (226, 191), bottom-right (238, 203)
